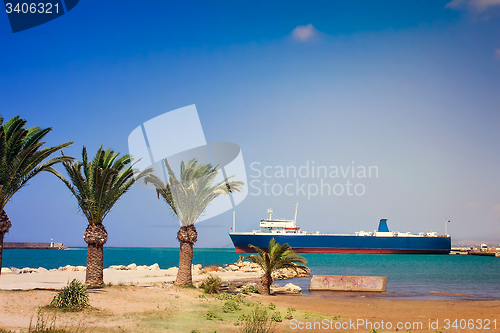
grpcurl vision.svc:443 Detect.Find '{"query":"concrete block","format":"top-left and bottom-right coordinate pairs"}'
top-left (309, 275), bottom-right (387, 292)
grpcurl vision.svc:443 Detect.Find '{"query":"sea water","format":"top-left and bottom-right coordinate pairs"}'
top-left (3, 248), bottom-right (499, 300)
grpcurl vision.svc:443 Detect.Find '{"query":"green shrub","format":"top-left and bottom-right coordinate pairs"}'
top-left (239, 306), bottom-right (275, 333)
top-left (234, 293), bottom-right (246, 303)
top-left (271, 311), bottom-right (282, 323)
top-left (215, 292), bottom-right (233, 300)
top-left (202, 276), bottom-right (221, 294)
top-left (205, 311), bottom-right (222, 321)
top-left (205, 311), bottom-right (217, 320)
top-left (222, 300), bottom-right (241, 313)
top-left (268, 303), bottom-right (276, 310)
top-left (50, 279), bottom-right (89, 310)
top-left (241, 285), bottom-right (259, 294)
top-left (284, 308), bottom-right (295, 320)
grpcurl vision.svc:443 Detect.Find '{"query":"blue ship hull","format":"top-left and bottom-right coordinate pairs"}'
top-left (229, 233), bottom-right (451, 254)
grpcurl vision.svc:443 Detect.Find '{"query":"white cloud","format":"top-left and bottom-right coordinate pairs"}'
top-left (291, 24), bottom-right (318, 42)
top-left (446, 0), bottom-right (500, 12)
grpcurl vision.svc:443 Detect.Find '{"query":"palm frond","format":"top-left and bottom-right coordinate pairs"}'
top-left (145, 158), bottom-right (244, 226)
top-left (0, 116), bottom-right (73, 210)
top-left (52, 146), bottom-right (150, 225)
top-left (243, 238), bottom-right (308, 275)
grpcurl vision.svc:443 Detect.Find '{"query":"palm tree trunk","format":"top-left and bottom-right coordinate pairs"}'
top-left (175, 240), bottom-right (194, 286)
top-left (0, 209), bottom-right (12, 280)
top-left (259, 272), bottom-right (272, 295)
top-left (174, 225), bottom-right (198, 286)
top-left (83, 224), bottom-right (108, 286)
top-left (86, 243), bottom-right (104, 285)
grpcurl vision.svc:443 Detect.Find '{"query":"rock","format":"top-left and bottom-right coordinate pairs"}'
top-left (284, 283), bottom-right (302, 293)
top-left (127, 263), bottom-right (137, 270)
top-left (165, 267), bottom-right (178, 276)
top-left (137, 265), bottom-right (149, 270)
top-left (228, 264), bottom-right (239, 271)
top-left (60, 265), bottom-right (74, 272)
top-left (271, 283), bottom-right (302, 293)
top-left (37, 267), bottom-right (49, 273)
top-left (1, 267), bottom-right (12, 274)
top-left (109, 265), bottom-right (127, 270)
top-left (192, 264), bottom-right (202, 270)
top-left (11, 267), bottom-right (21, 274)
top-left (49, 269), bottom-right (57, 272)
top-left (20, 267), bottom-right (36, 274)
top-left (272, 267), bottom-right (311, 280)
top-left (149, 263), bottom-right (160, 271)
top-left (75, 266), bottom-right (86, 271)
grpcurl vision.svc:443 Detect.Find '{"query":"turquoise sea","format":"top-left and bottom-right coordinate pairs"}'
top-left (3, 248), bottom-right (499, 300)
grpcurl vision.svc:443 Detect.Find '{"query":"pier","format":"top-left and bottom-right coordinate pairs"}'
top-left (3, 242), bottom-right (68, 250)
top-left (469, 250), bottom-right (499, 257)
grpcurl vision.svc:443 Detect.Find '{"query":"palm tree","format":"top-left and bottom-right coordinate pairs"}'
top-left (145, 158), bottom-right (244, 286)
top-left (0, 115), bottom-right (73, 278)
top-left (243, 238), bottom-right (308, 295)
top-left (48, 146), bottom-right (150, 286)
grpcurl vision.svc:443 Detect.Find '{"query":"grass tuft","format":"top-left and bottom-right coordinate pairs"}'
top-left (222, 300), bottom-right (241, 313)
top-left (239, 306), bottom-right (276, 333)
top-left (50, 279), bottom-right (89, 310)
top-left (202, 276), bottom-right (222, 294)
top-left (241, 285), bottom-right (259, 294)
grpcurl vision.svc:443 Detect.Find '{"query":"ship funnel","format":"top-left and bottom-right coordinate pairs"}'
top-left (378, 219), bottom-right (389, 232)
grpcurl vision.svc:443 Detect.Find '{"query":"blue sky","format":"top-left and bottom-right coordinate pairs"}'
top-left (1, 0), bottom-right (500, 247)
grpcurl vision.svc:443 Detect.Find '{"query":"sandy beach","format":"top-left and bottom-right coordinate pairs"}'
top-left (1, 267), bottom-right (499, 333)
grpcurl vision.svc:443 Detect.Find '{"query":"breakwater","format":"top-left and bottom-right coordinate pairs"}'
top-left (3, 242), bottom-right (68, 250)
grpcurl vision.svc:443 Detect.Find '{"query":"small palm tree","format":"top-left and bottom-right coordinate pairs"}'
top-left (145, 158), bottom-right (244, 286)
top-left (0, 115), bottom-right (72, 278)
top-left (49, 146), bottom-right (150, 286)
top-left (243, 238), bottom-right (308, 295)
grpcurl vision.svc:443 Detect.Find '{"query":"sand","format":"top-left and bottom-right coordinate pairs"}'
top-left (1, 270), bottom-right (499, 333)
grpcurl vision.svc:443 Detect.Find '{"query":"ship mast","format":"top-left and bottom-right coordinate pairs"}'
top-left (233, 211), bottom-right (236, 232)
top-left (294, 202), bottom-right (299, 226)
top-left (267, 208), bottom-right (273, 220)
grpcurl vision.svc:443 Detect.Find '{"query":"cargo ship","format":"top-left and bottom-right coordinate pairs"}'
top-left (229, 204), bottom-right (451, 254)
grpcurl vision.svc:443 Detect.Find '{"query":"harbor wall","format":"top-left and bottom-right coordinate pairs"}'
top-left (3, 242), bottom-right (67, 249)
top-left (309, 275), bottom-right (387, 292)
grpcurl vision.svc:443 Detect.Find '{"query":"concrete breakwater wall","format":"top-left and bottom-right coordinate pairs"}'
top-left (3, 242), bottom-right (68, 249)
top-left (309, 275), bottom-right (387, 292)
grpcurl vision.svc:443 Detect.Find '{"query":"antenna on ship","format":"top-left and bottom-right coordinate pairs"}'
top-left (294, 203), bottom-right (299, 225)
top-left (267, 208), bottom-right (273, 220)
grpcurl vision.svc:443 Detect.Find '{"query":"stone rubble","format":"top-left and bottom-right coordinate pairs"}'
top-left (3, 259), bottom-right (310, 289)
